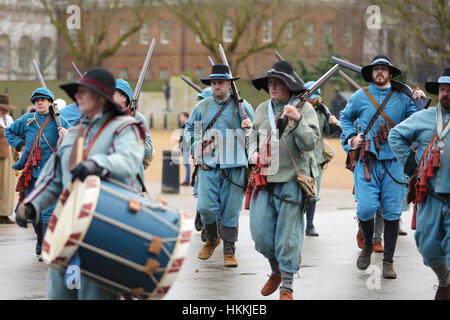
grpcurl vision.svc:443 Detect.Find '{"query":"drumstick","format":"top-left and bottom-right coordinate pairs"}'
top-left (71, 136), bottom-right (85, 226)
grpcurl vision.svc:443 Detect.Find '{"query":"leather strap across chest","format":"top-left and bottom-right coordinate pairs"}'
top-left (362, 87), bottom-right (396, 128)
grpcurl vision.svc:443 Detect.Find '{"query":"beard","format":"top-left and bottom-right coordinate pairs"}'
top-left (373, 74), bottom-right (390, 86)
top-left (440, 97), bottom-right (450, 111)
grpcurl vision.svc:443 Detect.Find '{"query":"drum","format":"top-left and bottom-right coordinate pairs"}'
top-left (42, 175), bottom-right (192, 299)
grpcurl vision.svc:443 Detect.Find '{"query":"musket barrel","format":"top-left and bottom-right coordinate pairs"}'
top-left (130, 38), bottom-right (156, 110)
top-left (32, 60), bottom-right (46, 88)
top-left (207, 56), bottom-right (215, 66)
top-left (303, 64), bottom-right (339, 100)
top-left (338, 70), bottom-right (361, 90)
top-left (71, 62), bottom-right (83, 78)
top-left (181, 75), bottom-right (202, 93)
top-left (331, 56), bottom-right (362, 73)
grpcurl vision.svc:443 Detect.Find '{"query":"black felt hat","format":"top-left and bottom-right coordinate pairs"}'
top-left (60, 67), bottom-right (127, 115)
top-left (425, 67), bottom-right (450, 95)
top-left (361, 55), bottom-right (401, 83)
top-left (200, 64), bottom-right (239, 85)
top-left (251, 60), bottom-right (306, 95)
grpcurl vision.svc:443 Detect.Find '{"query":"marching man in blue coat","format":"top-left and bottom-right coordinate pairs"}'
top-left (340, 55), bottom-right (426, 278)
top-left (389, 67), bottom-right (450, 300)
top-left (5, 88), bottom-right (70, 260)
top-left (184, 64), bottom-right (254, 268)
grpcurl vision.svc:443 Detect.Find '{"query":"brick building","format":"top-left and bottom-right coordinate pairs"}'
top-left (57, 1), bottom-right (367, 81)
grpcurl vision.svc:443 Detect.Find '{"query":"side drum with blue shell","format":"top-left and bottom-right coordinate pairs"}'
top-left (42, 175), bottom-right (193, 299)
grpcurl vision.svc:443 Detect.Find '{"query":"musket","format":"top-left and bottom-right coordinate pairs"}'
top-left (207, 56), bottom-right (215, 67)
top-left (331, 56), bottom-right (431, 110)
top-left (71, 61), bottom-right (84, 78)
top-left (274, 51), bottom-right (305, 86)
top-left (129, 38), bottom-right (157, 114)
top-left (32, 59), bottom-right (62, 129)
top-left (218, 44), bottom-right (247, 129)
top-left (181, 75), bottom-right (202, 93)
top-left (338, 69), bottom-right (361, 90)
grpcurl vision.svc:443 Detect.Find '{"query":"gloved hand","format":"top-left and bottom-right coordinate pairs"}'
top-left (15, 203), bottom-right (37, 228)
top-left (70, 160), bottom-right (109, 182)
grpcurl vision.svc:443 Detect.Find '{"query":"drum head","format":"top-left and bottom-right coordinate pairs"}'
top-left (42, 176), bottom-right (100, 267)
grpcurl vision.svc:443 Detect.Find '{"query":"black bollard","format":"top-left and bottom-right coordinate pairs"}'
top-left (161, 149), bottom-right (180, 194)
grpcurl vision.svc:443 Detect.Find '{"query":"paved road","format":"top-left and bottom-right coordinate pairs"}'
top-left (0, 183), bottom-right (437, 300)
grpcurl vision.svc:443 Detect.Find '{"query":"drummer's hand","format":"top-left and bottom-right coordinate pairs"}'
top-left (70, 160), bottom-right (109, 182)
top-left (15, 203), bottom-right (37, 228)
top-left (283, 105), bottom-right (301, 121)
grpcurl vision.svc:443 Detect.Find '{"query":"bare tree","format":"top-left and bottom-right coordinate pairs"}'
top-left (374, 0), bottom-right (449, 65)
top-left (156, 0), bottom-right (306, 74)
top-left (40, 0), bottom-right (156, 70)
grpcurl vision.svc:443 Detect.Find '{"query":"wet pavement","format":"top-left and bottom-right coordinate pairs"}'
top-left (0, 183), bottom-right (437, 300)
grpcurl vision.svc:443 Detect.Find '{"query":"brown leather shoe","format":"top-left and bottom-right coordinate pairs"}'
top-left (197, 238), bottom-right (220, 260)
top-left (224, 254), bottom-right (238, 267)
top-left (261, 274), bottom-right (282, 296)
top-left (373, 241), bottom-right (384, 253)
top-left (280, 290), bottom-right (294, 300)
top-left (356, 232), bottom-right (364, 249)
top-left (0, 216), bottom-right (15, 224)
top-left (434, 285), bottom-right (450, 300)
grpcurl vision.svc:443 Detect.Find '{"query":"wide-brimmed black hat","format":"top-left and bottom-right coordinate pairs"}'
top-left (200, 64), bottom-right (239, 85)
top-left (425, 67), bottom-right (450, 95)
top-left (60, 67), bottom-right (127, 115)
top-left (0, 95), bottom-right (16, 111)
top-left (361, 55), bottom-right (402, 82)
top-left (252, 60), bottom-right (306, 95)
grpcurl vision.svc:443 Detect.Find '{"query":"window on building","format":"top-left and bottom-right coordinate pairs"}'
top-left (67, 70), bottom-right (75, 80)
top-left (223, 19), bottom-right (233, 43)
top-left (344, 25), bottom-right (352, 48)
top-left (119, 69), bottom-right (129, 79)
top-left (0, 48), bottom-right (5, 70)
top-left (304, 23), bottom-right (313, 46)
top-left (39, 38), bottom-right (52, 71)
top-left (196, 67), bottom-right (205, 78)
top-left (18, 48), bottom-right (29, 72)
top-left (284, 21), bottom-right (293, 44)
top-left (160, 19), bottom-right (170, 44)
top-left (140, 22), bottom-right (149, 45)
top-left (262, 17), bottom-right (272, 43)
top-left (159, 68), bottom-right (168, 80)
top-left (324, 22), bottom-right (333, 46)
top-left (120, 21), bottom-right (128, 46)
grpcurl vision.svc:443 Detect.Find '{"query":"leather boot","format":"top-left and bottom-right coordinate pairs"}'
top-left (383, 261), bottom-right (397, 279)
top-left (434, 285), bottom-right (450, 300)
top-left (280, 290), bottom-right (294, 300)
top-left (357, 244), bottom-right (373, 270)
top-left (261, 274), bottom-right (281, 296)
top-left (197, 238), bottom-right (221, 260)
top-left (194, 211), bottom-right (203, 232)
top-left (305, 224), bottom-right (319, 237)
top-left (373, 241), bottom-right (384, 253)
top-left (356, 232), bottom-right (364, 249)
top-left (224, 254), bottom-right (238, 267)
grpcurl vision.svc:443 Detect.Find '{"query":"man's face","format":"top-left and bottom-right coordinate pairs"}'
top-left (438, 83), bottom-right (450, 111)
top-left (268, 77), bottom-right (290, 102)
top-left (372, 65), bottom-right (391, 86)
top-left (0, 107), bottom-right (8, 116)
top-left (211, 79), bottom-right (231, 100)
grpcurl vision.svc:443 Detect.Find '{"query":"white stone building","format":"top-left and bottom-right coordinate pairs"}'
top-left (0, 0), bottom-right (57, 80)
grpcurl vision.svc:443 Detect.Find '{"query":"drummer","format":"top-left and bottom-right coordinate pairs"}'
top-left (16, 67), bottom-right (146, 300)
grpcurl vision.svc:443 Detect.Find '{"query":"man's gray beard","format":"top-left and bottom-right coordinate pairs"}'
top-left (214, 92), bottom-right (227, 101)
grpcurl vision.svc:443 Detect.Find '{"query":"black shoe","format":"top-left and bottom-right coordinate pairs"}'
top-left (0, 216), bottom-right (15, 224)
top-left (200, 226), bottom-right (207, 242)
top-left (194, 211), bottom-right (203, 231)
top-left (35, 241), bottom-right (42, 256)
top-left (305, 225), bottom-right (319, 237)
top-left (357, 244), bottom-right (373, 270)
